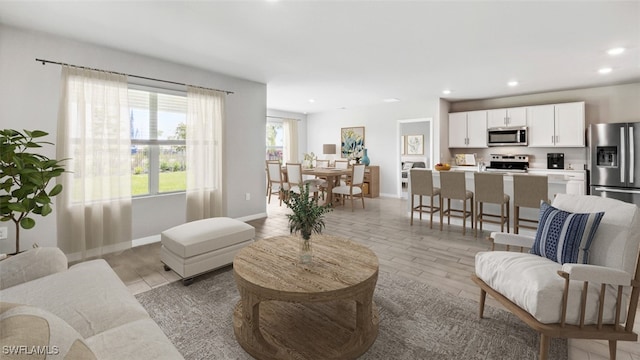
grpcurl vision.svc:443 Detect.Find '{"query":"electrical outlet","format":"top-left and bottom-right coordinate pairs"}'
top-left (0, 227), bottom-right (8, 240)
top-left (245, 193), bottom-right (251, 201)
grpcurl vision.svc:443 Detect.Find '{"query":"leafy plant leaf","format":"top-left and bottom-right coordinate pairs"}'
top-left (20, 217), bottom-right (36, 229)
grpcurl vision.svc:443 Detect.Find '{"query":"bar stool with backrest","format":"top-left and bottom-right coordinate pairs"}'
top-left (513, 174), bottom-right (548, 234)
top-left (410, 169), bottom-right (441, 228)
top-left (266, 160), bottom-right (288, 206)
top-left (474, 172), bottom-right (510, 237)
top-left (439, 171), bottom-right (474, 235)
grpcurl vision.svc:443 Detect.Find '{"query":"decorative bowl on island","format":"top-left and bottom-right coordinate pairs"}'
top-left (435, 163), bottom-right (451, 171)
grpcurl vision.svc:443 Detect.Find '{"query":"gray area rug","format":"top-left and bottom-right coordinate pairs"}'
top-left (136, 268), bottom-right (567, 360)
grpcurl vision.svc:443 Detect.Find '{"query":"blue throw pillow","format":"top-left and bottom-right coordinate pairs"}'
top-left (530, 202), bottom-right (605, 264)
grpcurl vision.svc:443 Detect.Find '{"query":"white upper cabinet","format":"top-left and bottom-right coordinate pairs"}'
top-left (487, 107), bottom-right (527, 128)
top-left (528, 102), bottom-right (585, 147)
top-left (448, 111), bottom-right (488, 148)
top-left (554, 102), bottom-right (585, 147)
top-left (448, 112), bottom-right (468, 148)
top-left (527, 105), bottom-right (556, 147)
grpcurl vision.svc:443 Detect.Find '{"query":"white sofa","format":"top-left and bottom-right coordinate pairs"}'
top-left (0, 248), bottom-right (183, 360)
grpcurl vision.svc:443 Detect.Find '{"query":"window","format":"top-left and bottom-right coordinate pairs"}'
top-left (129, 87), bottom-right (187, 196)
top-left (266, 121), bottom-right (284, 161)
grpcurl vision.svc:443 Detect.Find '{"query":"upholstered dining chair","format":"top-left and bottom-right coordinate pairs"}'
top-left (334, 159), bottom-right (350, 186)
top-left (266, 161), bottom-right (288, 206)
top-left (332, 164), bottom-right (365, 211)
top-left (473, 194), bottom-right (640, 360)
top-left (286, 163), bottom-right (319, 199)
top-left (409, 169), bottom-right (440, 228)
top-left (315, 159), bottom-right (329, 168)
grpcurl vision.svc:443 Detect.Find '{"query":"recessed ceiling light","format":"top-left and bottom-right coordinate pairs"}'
top-left (308, 99), bottom-right (315, 103)
top-left (607, 47), bottom-right (625, 56)
top-left (442, 90), bottom-right (451, 95)
top-left (598, 67), bottom-right (612, 74)
top-left (383, 98), bottom-right (400, 103)
top-left (508, 81), bottom-right (518, 87)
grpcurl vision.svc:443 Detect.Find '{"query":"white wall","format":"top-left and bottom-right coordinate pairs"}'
top-left (0, 25), bottom-right (267, 253)
top-left (306, 100), bottom-right (439, 197)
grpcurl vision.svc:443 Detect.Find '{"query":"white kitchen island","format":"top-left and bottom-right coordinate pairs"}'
top-left (408, 167), bottom-right (587, 235)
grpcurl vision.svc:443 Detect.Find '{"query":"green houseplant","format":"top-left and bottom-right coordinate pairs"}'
top-left (283, 183), bottom-right (332, 264)
top-left (0, 129), bottom-right (66, 254)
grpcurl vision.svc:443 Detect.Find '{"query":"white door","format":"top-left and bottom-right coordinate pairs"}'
top-left (448, 112), bottom-right (468, 147)
top-left (506, 107), bottom-right (527, 127)
top-left (466, 110), bottom-right (488, 148)
top-left (527, 105), bottom-right (555, 147)
top-left (554, 102), bottom-right (585, 147)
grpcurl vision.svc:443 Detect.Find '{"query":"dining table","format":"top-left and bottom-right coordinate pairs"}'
top-left (282, 167), bottom-right (351, 205)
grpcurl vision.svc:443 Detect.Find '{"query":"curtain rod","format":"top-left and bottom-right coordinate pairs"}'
top-left (267, 116), bottom-right (301, 121)
top-left (35, 58), bottom-right (234, 95)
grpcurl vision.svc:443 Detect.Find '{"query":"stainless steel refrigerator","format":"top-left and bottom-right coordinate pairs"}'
top-left (590, 122), bottom-right (640, 207)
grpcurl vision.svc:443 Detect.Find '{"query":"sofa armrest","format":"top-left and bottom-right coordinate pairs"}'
top-left (560, 263), bottom-right (631, 286)
top-left (490, 232), bottom-right (535, 249)
top-left (0, 247), bottom-right (68, 290)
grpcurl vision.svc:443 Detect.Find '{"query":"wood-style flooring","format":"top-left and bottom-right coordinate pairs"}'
top-left (102, 196), bottom-right (640, 360)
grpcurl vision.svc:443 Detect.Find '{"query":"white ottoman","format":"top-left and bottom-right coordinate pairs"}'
top-left (160, 217), bottom-right (255, 285)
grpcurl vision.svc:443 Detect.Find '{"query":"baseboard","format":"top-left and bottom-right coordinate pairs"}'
top-left (133, 235), bottom-right (161, 247)
top-left (235, 213), bottom-right (267, 222)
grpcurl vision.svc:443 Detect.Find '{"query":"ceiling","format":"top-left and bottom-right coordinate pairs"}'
top-left (1, 1), bottom-right (639, 114)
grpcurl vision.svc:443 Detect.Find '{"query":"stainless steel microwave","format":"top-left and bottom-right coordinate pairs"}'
top-left (487, 126), bottom-right (528, 146)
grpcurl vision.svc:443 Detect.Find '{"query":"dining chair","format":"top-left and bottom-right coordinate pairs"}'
top-left (286, 163), bottom-right (319, 198)
top-left (315, 159), bottom-right (329, 168)
top-left (410, 169), bottom-right (440, 228)
top-left (332, 164), bottom-right (365, 211)
top-left (334, 159), bottom-right (350, 186)
top-left (266, 161), bottom-right (288, 206)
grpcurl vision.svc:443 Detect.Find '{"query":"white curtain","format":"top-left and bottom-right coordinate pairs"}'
top-left (283, 118), bottom-right (298, 163)
top-left (186, 86), bottom-right (225, 221)
top-left (56, 67), bottom-right (132, 258)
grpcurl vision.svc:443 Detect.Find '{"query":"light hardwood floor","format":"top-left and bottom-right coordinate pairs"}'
top-left (102, 196), bottom-right (640, 360)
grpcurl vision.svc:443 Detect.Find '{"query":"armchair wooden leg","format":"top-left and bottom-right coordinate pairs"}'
top-left (539, 334), bottom-right (550, 360)
top-left (479, 289), bottom-right (487, 319)
top-left (410, 194), bottom-right (414, 225)
top-left (609, 340), bottom-right (617, 360)
top-left (440, 197), bottom-right (444, 231)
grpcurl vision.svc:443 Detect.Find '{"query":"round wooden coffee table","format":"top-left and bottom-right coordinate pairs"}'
top-left (232, 235), bottom-right (379, 360)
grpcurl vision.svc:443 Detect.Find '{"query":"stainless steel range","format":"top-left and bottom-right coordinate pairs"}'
top-left (485, 154), bottom-right (529, 173)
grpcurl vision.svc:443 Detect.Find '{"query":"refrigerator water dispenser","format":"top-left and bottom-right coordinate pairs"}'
top-left (596, 146), bottom-right (618, 167)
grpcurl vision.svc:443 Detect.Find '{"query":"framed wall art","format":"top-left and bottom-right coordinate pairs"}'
top-left (341, 126), bottom-right (365, 158)
top-left (406, 134), bottom-right (424, 155)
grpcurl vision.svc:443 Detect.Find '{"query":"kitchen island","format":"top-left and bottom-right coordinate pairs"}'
top-left (408, 167), bottom-right (587, 235)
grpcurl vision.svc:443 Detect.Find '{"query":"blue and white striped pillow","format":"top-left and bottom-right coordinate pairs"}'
top-left (530, 202), bottom-right (605, 264)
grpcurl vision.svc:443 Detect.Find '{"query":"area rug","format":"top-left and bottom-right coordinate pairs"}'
top-left (136, 268), bottom-right (567, 360)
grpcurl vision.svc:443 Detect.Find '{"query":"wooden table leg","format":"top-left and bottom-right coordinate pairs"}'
top-left (234, 285), bottom-right (278, 358)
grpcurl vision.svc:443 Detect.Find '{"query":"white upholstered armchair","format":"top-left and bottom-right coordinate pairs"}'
top-left (472, 194), bottom-right (640, 360)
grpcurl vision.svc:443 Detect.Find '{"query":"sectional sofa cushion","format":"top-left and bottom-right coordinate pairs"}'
top-left (0, 302), bottom-right (97, 359)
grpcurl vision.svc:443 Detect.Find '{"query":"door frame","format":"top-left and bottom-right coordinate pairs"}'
top-left (396, 118), bottom-right (433, 198)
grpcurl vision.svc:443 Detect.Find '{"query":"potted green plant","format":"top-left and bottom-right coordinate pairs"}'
top-left (283, 183), bottom-right (332, 264)
top-left (0, 129), bottom-right (66, 254)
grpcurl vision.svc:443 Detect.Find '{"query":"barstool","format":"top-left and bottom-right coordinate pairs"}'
top-left (513, 174), bottom-right (548, 234)
top-left (439, 171), bottom-right (474, 235)
top-left (474, 172), bottom-right (510, 237)
top-left (410, 169), bottom-right (441, 228)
